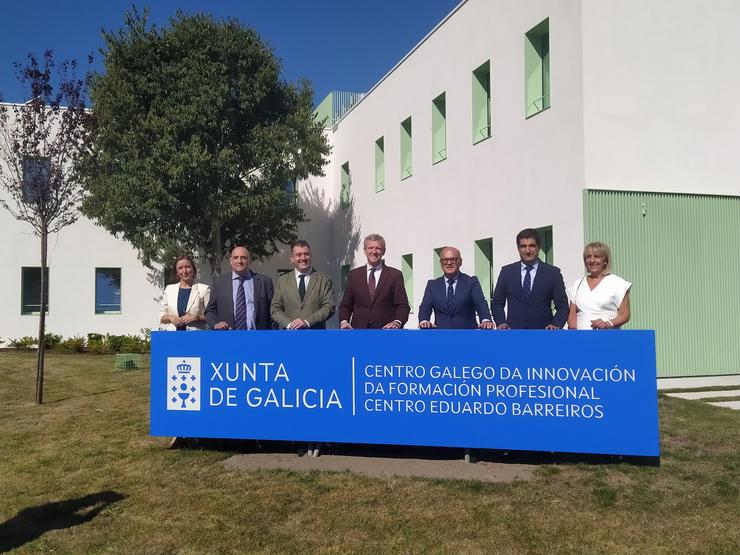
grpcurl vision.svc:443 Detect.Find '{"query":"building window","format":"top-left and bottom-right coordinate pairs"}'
top-left (474, 238), bottom-right (493, 301)
top-left (432, 93), bottom-right (447, 164)
top-left (472, 61), bottom-right (491, 143)
top-left (400, 117), bottom-right (412, 180)
top-left (374, 137), bottom-right (385, 193)
top-left (21, 267), bottom-right (49, 315)
top-left (433, 247), bottom-right (444, 278)
top-left (401, 254), bottom-right (414, 312)
top-left (536, 225), bottom-right (554, 264)
top-left (340, 162), bottom-right (351, 207)
top-left (284, 179), bottom-right (297, 206)
top-left (95, 268), bottom-right (122, 314)
top-left (525, 18), bottom-right (550, 118)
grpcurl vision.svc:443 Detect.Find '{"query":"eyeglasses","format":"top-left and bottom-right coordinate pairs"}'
top-left (440, 258), bottom-right (460, 265)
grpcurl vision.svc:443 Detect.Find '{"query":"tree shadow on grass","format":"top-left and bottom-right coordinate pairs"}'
top-left (0, 490), bottom-right (125, 552)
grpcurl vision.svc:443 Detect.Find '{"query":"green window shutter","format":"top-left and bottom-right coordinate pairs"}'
top-left (472, 61), bottom-right (491, 144)
top-left (535, 225), bottom-right (554, 264)
top-left (474, 238), bottom-right (494, 301)
top-left (374, 137), bottom-right (385, 193)
top-left (400, 117), bottom-right (412, 180)
top-left (433, 247), bottom-right (444, 278)
top-left (21, 267), bottom-right (49, 315)
top-left (525, 18), bottom-right (550, 118)
top-left (402, 254), bottom-right (414, 311)
top-left (340, 162), bottom-right (351, 207)
top-left (432, 93), bottom-right (447, 164)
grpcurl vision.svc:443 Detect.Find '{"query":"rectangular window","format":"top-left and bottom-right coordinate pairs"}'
top-left (472, 61), bottom-right (491, 143)
top-left (400, 117), bottom-right (412, 180)
top-left (474, 238), bottom-right (494, 301)
top-left (340, 162), bottom-right (351, 207)
top-left (21, 267), bottom-right (49, 315)
top-left (95, 267), bottom-right (122, 314)
top-left (432, 93), bottom-right (447, 164)
top-left (525, 18), bottom-right (550, 118)
top-left (402, 254), bottom-right (414, 312)
top-left (433, 247), bottom-right (444, 279)
top-left (374, 137), bottom-right (385, 192)
top-left (536, 225), bottom-right (554, 264)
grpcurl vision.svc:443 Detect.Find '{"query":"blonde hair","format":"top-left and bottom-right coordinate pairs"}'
top-left (583, 242), bottom-right (612, 275)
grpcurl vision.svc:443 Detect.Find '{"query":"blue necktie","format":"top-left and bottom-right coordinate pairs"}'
top-left (298, 274), bottom-right (306, 301)
top-left (446, 278), bottom-right (455, 310)
top-left (522, 265), bottom-right (533, 300)
top-left (234, 276), bottom-right (247, 330)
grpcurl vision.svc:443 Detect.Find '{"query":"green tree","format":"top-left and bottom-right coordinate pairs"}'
top-left (0, 51), bottom-right (93, 403)
top-left (80, 9), bottom-right (330, 277)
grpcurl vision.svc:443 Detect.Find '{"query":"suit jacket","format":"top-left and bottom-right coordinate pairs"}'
top-left (339, 263), bottom-right (410, 328)
top-left (418, 273), bottom-right (492, 329)
top-left (491, 261), bottom-right (568, 329)
top-left (205, 271), bottom-right (274, 330)
top-left (270, 268), bottom-right (336, 329)
top-left (158, 282), bottom-right (210, 331)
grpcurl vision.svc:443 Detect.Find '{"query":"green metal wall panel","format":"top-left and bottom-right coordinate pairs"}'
top-left (474, 238), bottom-right (493, 300)
top-left (585, 190), bottom-right (740, 377)
top-left (400, 118), bottom-right (412, 180)
top-left (432, 93), bottom-right (447, 164)
top-left (374, 137), bottom-right (385, 193)
top-left (402, 254), bottom-right (414, 312)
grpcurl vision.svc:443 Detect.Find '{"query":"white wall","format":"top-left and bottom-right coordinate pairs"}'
top-left (327, 0), bottom-right (586, 326)
top-left (581, 0), bottom-right (740, 195)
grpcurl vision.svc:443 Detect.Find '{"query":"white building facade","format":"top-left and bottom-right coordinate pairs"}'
top-left (2, 0), bottom-right (738, 376)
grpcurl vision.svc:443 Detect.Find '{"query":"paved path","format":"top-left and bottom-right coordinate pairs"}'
top-left (660, 375), bottom-right (740, 411)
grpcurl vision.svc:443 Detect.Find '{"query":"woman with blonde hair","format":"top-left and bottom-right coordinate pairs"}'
top-left (568, 242), bottom-right (631, 330)
top-left (159, 254), bottom-right (210, 331)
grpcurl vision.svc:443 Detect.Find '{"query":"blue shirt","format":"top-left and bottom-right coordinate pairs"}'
top-left (231, 270), bottom-right (256, 330)
top-left (520, 261), bottom-right (539, 287)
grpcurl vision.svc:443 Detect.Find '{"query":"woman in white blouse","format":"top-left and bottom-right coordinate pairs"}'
top-left (159, 255), bottom-right (210, 331)
top-left (568, 242), bottom-right (631, 330)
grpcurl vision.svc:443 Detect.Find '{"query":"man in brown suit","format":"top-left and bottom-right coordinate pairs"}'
top-left (339, 234), bottom-right (410, 329)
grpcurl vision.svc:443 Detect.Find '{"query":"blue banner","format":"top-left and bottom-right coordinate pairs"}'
top-left (151, 330), bottom-right (659, 457)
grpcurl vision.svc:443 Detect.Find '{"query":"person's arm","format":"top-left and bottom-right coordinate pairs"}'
top-left (205, 279), bottom-right (228, 329)
top-left (305, 275), bottom-right (336, 328)
top-left (549, 269), bottom-right (569, 329)
top-left (159, 287), bottom-right (180, 326)
top-left (386, 270), bottom-right (410, 328)
top-left (269, 280), bottom-right (292, 329)
top-left (338, 275), bottom-right (354, 329)
top-left (491, 270), bottom-right (508, 328)
top-left (470, 277), bottom-right (493, 328)
top-left (567, 302), bottom-right (577, 329)
top-left (418, 281), bottom-right (434, 328)
top-left (593, 292), bottom-right (631, 329)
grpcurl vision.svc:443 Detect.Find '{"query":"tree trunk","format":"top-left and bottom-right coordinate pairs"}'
top-left (207, 222), bottom-right (223, 280)
top-left (35, 221), bottom-right (48, 404)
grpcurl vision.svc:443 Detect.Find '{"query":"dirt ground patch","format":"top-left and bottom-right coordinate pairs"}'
top-left (221, 444), bottom-right (535, 482)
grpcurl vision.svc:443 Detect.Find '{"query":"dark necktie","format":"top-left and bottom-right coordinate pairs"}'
top-left (446, 278), bottom-right (455, 310)
top-left (234, 276), bottom-right (247, 330)
top-left (368, 267), bottom-right (377, 300)
top-left (298, 274), bottom-right (306, 301)
top-left (523, 265), bottom-right (533, 300)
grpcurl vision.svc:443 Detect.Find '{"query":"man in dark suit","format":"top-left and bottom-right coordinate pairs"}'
top-left (418, 246), bottom-right (494, 329)
top-left (205, 246), bottom-right (274, 330)
top-left (270, 240), bottom-right (335, 329)
top-left (491, 228), bottom-right (568, 329)
top-left (339, 233), bottom-right (410, 329)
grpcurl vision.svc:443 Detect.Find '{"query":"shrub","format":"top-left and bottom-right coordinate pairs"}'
top-left (9, 336), bottom-right (37, 351)
top-left (44, 333), bottom-right (63, 350)
top-left (87, 336), bottom-right (112, 355)
top-left (56, 336), bottom-right (86, 354)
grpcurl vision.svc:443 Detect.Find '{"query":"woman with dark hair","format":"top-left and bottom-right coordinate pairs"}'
top-left (158, 255), bottom-right (210, 331)
top-left (568, 242), bottom-right (631, 330)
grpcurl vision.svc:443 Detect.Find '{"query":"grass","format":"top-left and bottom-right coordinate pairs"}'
top-left (1, 353), bottom-right (738, 554)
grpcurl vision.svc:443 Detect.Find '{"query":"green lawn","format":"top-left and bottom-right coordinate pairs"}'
top-left (1, 353), bottom-right (738, 554)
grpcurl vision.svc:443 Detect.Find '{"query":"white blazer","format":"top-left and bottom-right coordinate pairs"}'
top-left (158, 283), bottom-right (211, 331)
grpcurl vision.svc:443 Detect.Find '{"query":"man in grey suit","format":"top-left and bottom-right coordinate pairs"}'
top-left (205, 246), bottom-right (274, 330)
top-left (271, 240), bottom-right (335, 329)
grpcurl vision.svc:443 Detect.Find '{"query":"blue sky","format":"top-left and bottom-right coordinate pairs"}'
top-left (0, 0), bottom-right (460, 106)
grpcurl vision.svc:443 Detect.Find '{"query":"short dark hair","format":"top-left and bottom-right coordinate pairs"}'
top-left (171, 254), bottom-right (197, 282)
top-left (291, 239), bottom-right (311, 251)
top-left (516, 228), bottom-right (541, 247)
